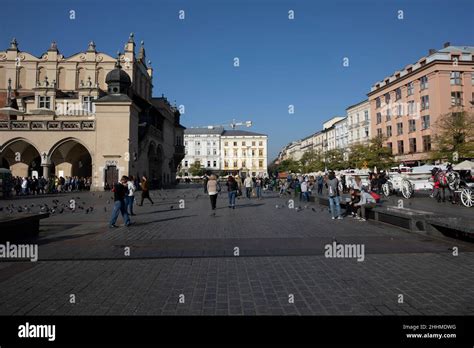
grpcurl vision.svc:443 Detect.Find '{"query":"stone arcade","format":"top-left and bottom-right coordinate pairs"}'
top-left (0, 35), bottom-right (185, 190)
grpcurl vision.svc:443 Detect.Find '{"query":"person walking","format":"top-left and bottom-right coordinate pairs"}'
top-left (301, 179), bottom-right (309, 202)
top-left (327, 171), bottom-right (343, 220)
top-left (317, 174), bottom-right (324, 195)
top-left (244, 175), bottom-right (253, 199)
top-left (255, 176), bottom-right (263, 200)
top-left (207, 174), bottom-right (220, 215)
top-left (109, 176), bottom-right (131, 228)
top-left (226, 175), bottom-right (238, 209)
top-left (138, 175), bottom-right (154, 206)
top-left (126, 175), bottom-right (136, 215)
top-left (203, 174), bottom-right (209, 194)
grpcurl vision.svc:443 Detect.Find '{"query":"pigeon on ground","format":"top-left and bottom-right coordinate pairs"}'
top-left (170, 206), bottom-right (174, 210)
top-left (59, 208), bottom-right (64, 214)
top-left (107, 200), bottom-right (110, 204)
top-left (104, 207), bottom-right (107, 212)
top-left (311, 208), bottom-right (316, 212)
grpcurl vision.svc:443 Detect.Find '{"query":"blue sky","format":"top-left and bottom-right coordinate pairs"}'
top-left (1, 0), bottom-right (473, 159)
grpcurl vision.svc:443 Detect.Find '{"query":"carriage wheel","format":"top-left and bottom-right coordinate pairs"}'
top-left (382, 183), bottom-right (391, 197)
top-left (401, 180), bottom-right (413, 199)
top-left (460, 188), bottom-right (473, 208)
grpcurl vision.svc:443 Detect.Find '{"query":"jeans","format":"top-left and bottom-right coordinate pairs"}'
top-left (228, 191), bottom-right (236, 206)
top-left (125, 195), bottom-right (135, 214)
top-left (317, 184), bottom-right (323, 195)
top-left (328, 196), bottom-right (341, 218)
top-left (109, 200), bottom-right (130, 226)
top-left (302, 191), bottom-right (310, 202)
top-left (245, 187), bottom-right (251, 198)
top-left (256, 187), bottom-right (262, 199)
top-left (358, 203), bottom-right (376, 219)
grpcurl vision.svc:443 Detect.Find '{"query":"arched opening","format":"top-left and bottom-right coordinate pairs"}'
top-left (18, 67), bottom-right (27, 89)
top-left (76, 67), bottom-right (86, 88)
top-left (147, 143), bottom-right (163, 189)
top-left (0, 66), bottom-right (5, 89)
top-left (57, 67), bottom-right (66, 90)
top-left (97, 68), bottom-right (106, 90)
top-left (0, 139), bottom-right (42, 178)
top-left (49, 139), bottom-right (92, 179)
top-left (38, 67), bottom-right (47, 86)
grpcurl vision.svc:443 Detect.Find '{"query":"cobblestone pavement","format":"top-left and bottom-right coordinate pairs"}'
top-left (0, 185), bottom-right (473, 315)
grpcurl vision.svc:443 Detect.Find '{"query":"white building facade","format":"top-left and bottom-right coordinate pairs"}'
top-left (181, 127), bottom-right (223, 175)
top-left (346, 99), bottom-right (371, 146)
top-left (221, 130), bottom-right (268, 177)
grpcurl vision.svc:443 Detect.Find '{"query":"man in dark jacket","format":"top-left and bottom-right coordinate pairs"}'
top-left (109, 176), bottom-right (131, 228)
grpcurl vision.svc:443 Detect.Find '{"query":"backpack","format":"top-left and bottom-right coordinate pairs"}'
top-left (370, 191), bottom-right (381, 203)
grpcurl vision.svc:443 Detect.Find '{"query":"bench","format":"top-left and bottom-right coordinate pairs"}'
top-left (0, 213), bottom-right (50, 242)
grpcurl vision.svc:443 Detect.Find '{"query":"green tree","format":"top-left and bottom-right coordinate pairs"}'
top-left (189, 161), bottom-right (205, 176)
top-left (300, 150), bottom-right (325, 172)
top-left (431, 109), bottom-right (474, 162)
top-left (277, 158), bottom-right (301, 173)
top-left (346, 135), bottom-right (395, 170)
top-left (325, 149), bottom-right (347, 170)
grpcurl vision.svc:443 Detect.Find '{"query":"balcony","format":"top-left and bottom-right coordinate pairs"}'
top-left (0, 120), bottom-right (95, 131)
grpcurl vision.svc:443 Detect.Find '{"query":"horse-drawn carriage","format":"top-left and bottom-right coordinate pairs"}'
top-left (382, 166), bottom-right (435, 199)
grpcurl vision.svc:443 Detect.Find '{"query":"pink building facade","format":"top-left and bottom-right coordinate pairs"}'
top-left (368, 44), bottom-right (474, 164)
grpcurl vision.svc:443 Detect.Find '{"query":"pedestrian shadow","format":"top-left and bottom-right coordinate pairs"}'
top-left (215, 203), bottom-right (265, 210)
top-left (129, 215), bottom-right (197, 227)
top-left (136, 208), bottom-right (182, 215)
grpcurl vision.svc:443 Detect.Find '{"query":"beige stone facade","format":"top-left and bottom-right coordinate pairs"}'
top-left (0, 36), bottom-right (185, 190)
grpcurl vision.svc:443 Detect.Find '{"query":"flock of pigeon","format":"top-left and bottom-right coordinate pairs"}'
top-left (0, 191), bottom-right (198, 217)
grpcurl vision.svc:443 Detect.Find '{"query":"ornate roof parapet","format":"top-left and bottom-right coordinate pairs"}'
top-left (7, 38), bottom-right (18, 51)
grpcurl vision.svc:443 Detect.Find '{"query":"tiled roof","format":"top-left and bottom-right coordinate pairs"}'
top-left (184, 127), bottom-right (224, 135)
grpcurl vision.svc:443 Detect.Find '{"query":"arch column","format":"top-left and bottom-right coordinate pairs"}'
top-left (40, 151), bottom-right (51, 179)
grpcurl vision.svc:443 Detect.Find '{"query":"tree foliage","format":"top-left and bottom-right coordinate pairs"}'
top-left (431, 109), bottom-right (474, 162)
top-left (189, 161), bottom-right (205, 176)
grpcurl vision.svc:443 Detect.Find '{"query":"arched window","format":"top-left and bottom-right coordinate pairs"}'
top-left (18, 67), bottom-right (27, 89)
top-left (57, 68), bottom-right (66, 90)
top-left (0, 66), bottom-right (5, 89)
top-left (76, 67), bottom-right (85, 88)
top-left (38, 67), bottom-right (47, 86)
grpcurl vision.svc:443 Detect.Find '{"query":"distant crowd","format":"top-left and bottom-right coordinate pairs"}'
top-left (9, 176), bottom-right (92, 196)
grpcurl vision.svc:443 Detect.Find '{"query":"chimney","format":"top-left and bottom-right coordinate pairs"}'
top-left (428, 48), bottom-right (436, 55)
top-left (443, 42), bottom-right (450, 48)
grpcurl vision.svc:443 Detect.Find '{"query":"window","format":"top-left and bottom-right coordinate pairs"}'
top-left (258, 149), bottom-right (263, 156)
top-left (409, 138), bottom-right (417, 153)
top-left (195, 141), bottom-right (200, 146)
top-left (207, 161), bottom-right (211, 167)
top-left (364, 110), bottom-right (369, 121)
top-left (39, 96), bottom-right (51, 109)
top-left (450, 71), bottom-right (461, 85)
top-left (421, 95), bottom-right (429, 110)
top-left (224, 142), bottom-right (228, 146)
top-left (213, 149), bottom-right (217, 155)
top-left (207, 141), bottom-right (211, 146)
top-left (386, 108), bottom-right (391, 121)
top-left (224, 160), bottom-right (228, 168)
top-left (409, 119), bottom-right (416, 133)
top-left (395, 88), bottom-right (401, 100)
top-left (259, 141), bottom-right (263, 146)
top-left (472, 73), bottom-right (474, 85)
top-left (407, 82), bottom-right (414, 96)
top-left (364, 127), bottom-right (369, 137)
top-left (377, 128), bottom-right (382, 136)
top-left (242, 141), bottom-right (246, 146)
top-left (233, 149), bottom-right (238, 157)
top-left (259, 160), bottom-right (263, 168)
top-left (233, 141), bottom-right (237, 146)
top-left (386, 125), bottom-right (392, 137)
top-left (213, 161), bottom-right (216, 167)
top-left (207, 149), bottom-right (211, 155)
top-left (397, 122), bottom-right (403, 135)
top-left (397, 103), bottom-right (403, 117)
top-left (420, 76), bottom-right (428, 90)
top-left (242, 149), bottom-right (247, 156)
top-left (376, 112), bottom-right (382, 124)
top-left (408, 101), bottom-right (415, 115)
top-left (251, 149), bottom-right (256, 156)
top-left (184, 141), bottom-right (187, 146)
top-left (385, 93), bottom-right (390, 104)
top-left (422, 115), bottom-right (430, 129)
top-left (233, 160), bottom-right (238, 168)
top-left (423, 135), bottom-right (431, 151)
top-left (242, 160), bottom-right (246, 168)
top-left (398, 140), bottom-right (404, 154)
top-left (451, 92), bottom-right (463, 106)
top-left (195, 150), bottom-right (200, 155)
top-left (252, 141), bottom-right (256, 146)
top-left (376, 97), bottom-right (381, 108)
top-left (387, 142), bottom-right (393, 154)
top-left (184, 161), bottom-right (188, 167)
top-left (224, 149), bottom-right (228, 156)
